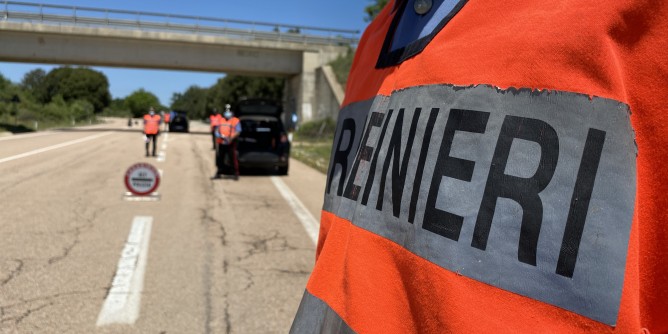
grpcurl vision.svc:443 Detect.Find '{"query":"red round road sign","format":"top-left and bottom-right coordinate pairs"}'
top-left (124, 163), bottom-right (160, 196)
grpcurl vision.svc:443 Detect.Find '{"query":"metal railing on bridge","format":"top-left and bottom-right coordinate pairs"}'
top-left (1, 1), bottom-right (360, 47)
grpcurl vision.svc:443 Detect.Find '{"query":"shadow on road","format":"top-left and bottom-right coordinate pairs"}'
top-left (211, 167), bottom-right (285, 178)
top-left (0, 123), bottom-right (35, 134)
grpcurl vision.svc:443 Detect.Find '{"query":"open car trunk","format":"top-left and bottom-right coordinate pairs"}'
top-left (238, 116), bottom-right (282, 152)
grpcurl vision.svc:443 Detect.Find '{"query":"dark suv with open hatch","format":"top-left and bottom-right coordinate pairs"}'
top-left (234, 98), bottom-right (290, 175)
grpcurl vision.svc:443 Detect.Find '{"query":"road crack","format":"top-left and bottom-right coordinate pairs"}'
top-left (192, 140), bottom-right (233, 334)
top-left (0, 259), bottom-right (24, 286)
top-left (238, 230), bottom-right (299, 261)
top-left (0, 290), bottom-right (95, 326)
top-left (270, 268), bottom-right (312, 276)
top-left (5, 301), bottom-right (52, 326)
top-left (46, 205), bottom-right (102, 265)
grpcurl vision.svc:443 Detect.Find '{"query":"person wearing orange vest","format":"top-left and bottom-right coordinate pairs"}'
top-left (291, 1), bottom-right (667, 333)
top-left (214, 104), bottom-right (242, 180)
top-left (162, 110), bottom-right (171, 132)
top-left (209, 108), bottom-right (223, 150)
top-left (143, 107), bottom-right (161, 157)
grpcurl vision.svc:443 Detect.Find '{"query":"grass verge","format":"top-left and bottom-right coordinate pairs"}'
top-left (290, 118), bottom-right (336, 174)
top-left (291, 139), bottom-right (332, 174)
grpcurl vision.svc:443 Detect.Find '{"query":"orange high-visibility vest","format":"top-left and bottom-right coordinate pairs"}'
top-left (210, 114), bottom-right (222, 130)
top-left (143, 114), bottom-right (160, 135)
top-left (164, 113), bottom-right (171, 123)
top-left (291, 1), bottom-right (668, 333)
top-left (217, 117), bottom-right (240, 138)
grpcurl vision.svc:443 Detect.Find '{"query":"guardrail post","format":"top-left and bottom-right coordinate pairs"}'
top-left (73, 6), bottom-right (77, 24)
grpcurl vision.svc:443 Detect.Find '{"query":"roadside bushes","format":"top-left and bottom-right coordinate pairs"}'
top-left (294, 117), bottom-right (337, 140)
top-left (290, 118), bottom-right (337, 174)
top-left (1, 67), bottom-right (104, 132)
top-left (0, 95), bottom-right (96, 132)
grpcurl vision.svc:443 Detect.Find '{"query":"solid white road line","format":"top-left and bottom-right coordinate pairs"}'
top-left (96, 216), bottom-right (153, 326)
top-left (161, 134), bottom-right (168, 149)
top-left (0, 132), bottom-right (113, 165)
top-left (270, 176), bottom-right (319, 245)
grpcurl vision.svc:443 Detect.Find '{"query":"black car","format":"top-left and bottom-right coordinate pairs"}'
top-left (169, 111), bottom-right (189, 132)
top-left (235, 98), bottom-right (290, 175)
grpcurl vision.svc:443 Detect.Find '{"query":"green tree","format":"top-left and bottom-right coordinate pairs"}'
top-left (0, 72), bottom-right (9, 91)
top-left (0, 73), bottom-right (10, 118)
top-left (69, 99), bottom-right (95, 122)
top-left (0, 73), bottom-right (10, 105)
top-left (109, 98), bottom-right (125, 109)
top-left (0, 73), bottom-right (23, 119)
top-left (20, 68), bottom-right (46, 98)
top-left (38, 67), bottom-right (111, 113)
top-left (207, 75), bottom-right (284, 111)
top-left (102, 98), bottom-right (129, 117)
top-left (364, 0), bottom-right (389, 22)
top-left (41, 95), bottom-right (69, 121)
top-left (170, 85), bottom-right (209, 119)
top-left (125, 89), bottom-right (160, 117)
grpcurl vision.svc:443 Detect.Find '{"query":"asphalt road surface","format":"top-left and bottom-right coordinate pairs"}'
top-left (0, 118), bottom-right (325, 333)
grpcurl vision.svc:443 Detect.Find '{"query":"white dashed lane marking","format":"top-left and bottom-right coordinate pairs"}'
top-left (96, 216), bottom-right (153, 326)
top-left (157, 133), bottom-right (169, 162)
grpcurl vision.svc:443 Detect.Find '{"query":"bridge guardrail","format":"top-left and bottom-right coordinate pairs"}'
top-left (1, 1), bottom-right (360, 46)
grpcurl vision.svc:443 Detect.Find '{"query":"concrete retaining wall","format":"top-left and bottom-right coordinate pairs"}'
top-left (314, 65), bottom-right (344, 121)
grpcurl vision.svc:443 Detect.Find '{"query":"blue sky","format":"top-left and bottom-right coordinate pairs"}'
top-left (0, 0), bottom-right (372, 106)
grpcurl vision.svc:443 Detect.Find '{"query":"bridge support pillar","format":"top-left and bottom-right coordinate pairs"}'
top-left (288, 50), bottom-right (345, 124)
top-left (288, 51), bottom-right (318, 124)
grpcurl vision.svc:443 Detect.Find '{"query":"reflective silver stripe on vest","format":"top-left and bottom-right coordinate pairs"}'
top-left (323, 84), bottom-right (636, 325)
top-left (290, 290), bottom-right (356, 334)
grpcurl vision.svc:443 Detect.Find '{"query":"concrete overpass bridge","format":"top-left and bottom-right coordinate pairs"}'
top-left (0, 1), bottom-right (357, 121)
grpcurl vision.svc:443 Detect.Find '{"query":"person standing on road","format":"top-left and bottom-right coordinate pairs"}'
top-left (209, 108), bottom-right (222, 150)
top-left (214, 104), bottom-right (242, 180)
top-left (143, 107), bottom-right (161, 157)
top-left (162, 110), bottom-right (171, 132)
top-left (290, 1), bottom-right (668, 333)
